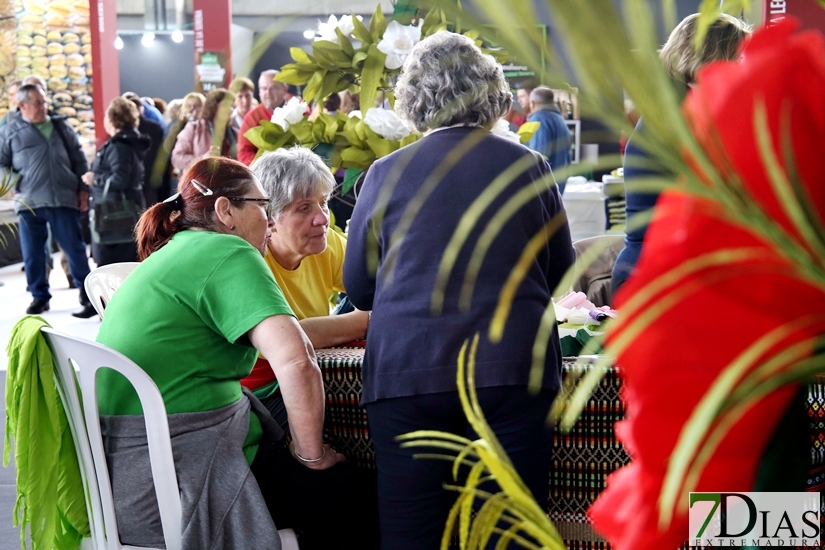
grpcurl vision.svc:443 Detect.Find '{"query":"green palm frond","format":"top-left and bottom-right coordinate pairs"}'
top-left (398, 334), bottom-right (567, 549)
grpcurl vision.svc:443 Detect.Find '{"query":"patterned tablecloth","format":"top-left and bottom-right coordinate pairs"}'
top-left (316, 348), bottom-right (825, 550)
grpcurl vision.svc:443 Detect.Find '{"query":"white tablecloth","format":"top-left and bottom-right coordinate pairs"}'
top-left (562, 180), bottom-right (606, 241)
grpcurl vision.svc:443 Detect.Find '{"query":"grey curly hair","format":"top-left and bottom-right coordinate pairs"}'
top-left (394, 31), bottom-right (512, 133)
top-left (250, 147), bottom-right (335, 221)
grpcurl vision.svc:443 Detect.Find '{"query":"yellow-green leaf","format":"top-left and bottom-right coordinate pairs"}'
top-left (352, 51), bottom-right (368, 68)
top-left (369, 4), bottom-right (387, 43)
top-left (312, 40), bottom-right (352, 66)
top-left (421, 6), bottom-right (441, 35)
top-left (290, 46), bottom-right (314, 65)
top-left (400, 133), bottom-right (420, 147)
top-left (341, 146), bottom-right (375, 167)
top-left (275, 68), bottom-right (311, 86)
top-left (366, 137), bottom-right (400, 158)
top-left (302, 70), bottom-right (326, 103)
top-left (290, 119), bottom-right (314, 144)
top-left (335, 28), bottom-right (355, 57)
top-left (360, 44), bottom-right (386, 116)
top-left (352, 12), bottom-right (372, 44)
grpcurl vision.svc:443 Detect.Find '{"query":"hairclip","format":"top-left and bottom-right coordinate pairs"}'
top-left (162, 192), bottom-right (183, 209)
top-left (190, 179), bottom-right (213, 196)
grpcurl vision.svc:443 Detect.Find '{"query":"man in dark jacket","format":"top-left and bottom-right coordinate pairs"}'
top-left (526, 86), bottom-right (573, 194)
top-left (0, 84), bottom-right (94, 316)
top-left (125, 96), bottom-right (165, 205)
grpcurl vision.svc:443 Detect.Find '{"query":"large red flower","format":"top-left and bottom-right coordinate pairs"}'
top-left (589, 19), bottom-right (825, 550)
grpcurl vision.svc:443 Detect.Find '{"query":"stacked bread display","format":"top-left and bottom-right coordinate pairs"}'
top-left (2, 0), bottom-right (94, 139)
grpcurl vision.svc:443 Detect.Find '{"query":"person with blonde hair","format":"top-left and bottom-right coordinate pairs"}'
top-left (172, 88), bottom-right (237, 173)
top-left (176, 91), bottom-right (205, 123)
top-left (612, 13), bottom-right (751, 292)
top-left (228, 76), bottom-right (255, 130)
top-left (164, 98), bottom-right (182, 130)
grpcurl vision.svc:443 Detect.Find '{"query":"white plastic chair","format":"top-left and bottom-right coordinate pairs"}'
top-left (43, 327), bottom-right (182, 550)
top-left (84, 263), bottom-right (140, 319)
top-left (43, 328), bottom-right (301, 550)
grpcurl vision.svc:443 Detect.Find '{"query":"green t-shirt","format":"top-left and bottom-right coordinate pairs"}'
top-left (96, 230), bottom-right (295, 463)
top-left (33, 116), bottom-right (53, 141)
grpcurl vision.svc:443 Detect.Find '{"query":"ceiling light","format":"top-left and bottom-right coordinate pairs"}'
top-left (303, 29), bottom-right (315, 40)
top-left (114, 36), bottom-right (123, 50)
top-left (141, 32), bottom-right (155, 48)
top-left (171, 29), bottom-right (183, 43)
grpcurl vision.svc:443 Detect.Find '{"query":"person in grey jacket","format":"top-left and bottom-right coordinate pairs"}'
top-left (0, 84), bottom-right (93, 316)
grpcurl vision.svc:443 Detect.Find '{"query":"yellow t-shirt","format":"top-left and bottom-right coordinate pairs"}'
top-left (263, 227), bottom-right (347, 320)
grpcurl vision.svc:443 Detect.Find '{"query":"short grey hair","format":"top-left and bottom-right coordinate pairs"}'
top-left (395, 31), bottom-right (512, 133)
top-left (17, 84), bottom-right (42, 105)
top-left (251, 147), bottom-right (335, 221)
top-left (529, 86), bottom-right (555, 105)
top-left (21, 75), bottom-right (46, 91)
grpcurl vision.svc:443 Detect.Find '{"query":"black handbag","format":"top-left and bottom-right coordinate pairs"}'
top-left (89, 177), bottom-right (141, 245)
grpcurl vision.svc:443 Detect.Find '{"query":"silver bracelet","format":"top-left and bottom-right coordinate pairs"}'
top-left (294, 446), bottom-right (326, 463)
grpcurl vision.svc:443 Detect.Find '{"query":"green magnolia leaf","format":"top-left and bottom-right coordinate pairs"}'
top-left (290, 119), bottom-right (315, 144)
top-left (421, 5), bottom-right (441, 35)
top-left (317, 113), bottom-right (340, 143)
top-left (243, 126), bottom-right (269, 151)
top-left (290, 46), bottom-right (315, 65)
top-left (312, 40), bottom-right (353, 66)
top-left (352, 51), bottom-right (369, 68)
top-left (369, 4), bottom-right (387, 43)
top-left (355, 119), bottom-right (379, 142)
top-left (341, 146), bottom-right (376, 168)
top-left (275, 68), bottom-right (311, 86)
top-left (309, 48), bottom-right (340, 70)
top-left (352, 12), bottom-right (373, 44)
top-left (366, 137), bottom-right (400, 158)
top-left (464, 29), bottom-right (480, 40)
top-left (335, 28), bottom-right (355, 57)
top-left (400, 133), bottom-right (420, 147)
top-left (315, 72), bottom-right (350, 106)
top-left (303, 70), bottom-right (326, 103)
top-left (341, 125), bottom-right (365, 149)
top-left (360, 44), bottom-right (387, 116)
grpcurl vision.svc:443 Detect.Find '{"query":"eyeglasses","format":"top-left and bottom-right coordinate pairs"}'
top-left (190, 179), bottom-right (273, 219)
top-left (230, 197), bottom-right (274, 219)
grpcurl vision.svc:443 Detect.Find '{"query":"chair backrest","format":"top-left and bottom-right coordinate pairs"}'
top-left (84, 263), bottom-right (140, 319)
top-left (42, 328), bottom-right (182, 550)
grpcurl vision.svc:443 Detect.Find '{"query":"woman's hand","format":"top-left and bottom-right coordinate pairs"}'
top-left (289, 441), bottom-right (346, 470)
top-left (81, 171), bottom-right (94, 186)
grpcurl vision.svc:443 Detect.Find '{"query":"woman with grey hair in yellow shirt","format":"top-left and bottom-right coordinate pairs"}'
top-left (241, 146), bottom-right (369, 423)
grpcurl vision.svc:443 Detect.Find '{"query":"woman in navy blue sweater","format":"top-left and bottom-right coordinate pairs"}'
top-left (343, 31), bottom-right (575, 548)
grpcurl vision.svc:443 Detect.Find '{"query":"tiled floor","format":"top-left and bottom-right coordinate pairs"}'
top-left (0, 255), bottom-right (99, 549)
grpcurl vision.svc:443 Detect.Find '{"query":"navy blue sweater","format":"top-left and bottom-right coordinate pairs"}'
top-left (343, 127), bottom-right (575, 404)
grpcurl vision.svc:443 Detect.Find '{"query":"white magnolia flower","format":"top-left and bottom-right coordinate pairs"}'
top-left (491, 118), bottom-right (522, 144)
top-left (315, 14), bottom-right (362, 44)
top-left (348, 110), bottom-right (362, 119)
top-left (363, 108), bottom-right (411, 141)
top-left (271, 97), bottom-right (307, 131)
top-left (377, 20), bottom-right (422, 70)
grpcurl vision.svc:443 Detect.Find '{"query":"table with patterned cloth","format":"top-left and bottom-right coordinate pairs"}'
top-left (315, 347), bottom-right (825, 549)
